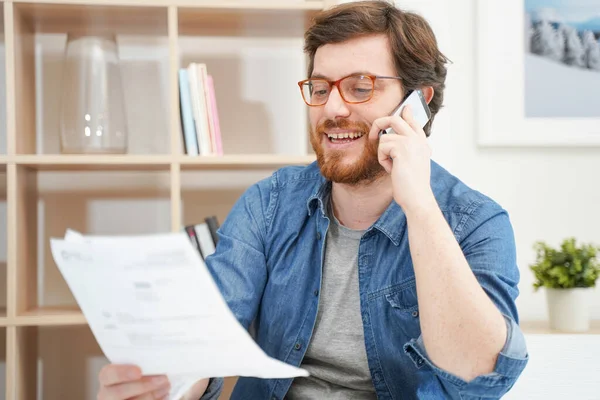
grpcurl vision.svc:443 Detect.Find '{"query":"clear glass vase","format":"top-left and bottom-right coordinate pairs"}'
top-left (59, 34), bottom-right (128, 154)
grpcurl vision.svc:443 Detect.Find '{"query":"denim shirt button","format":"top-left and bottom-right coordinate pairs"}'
top-left (294, 342), bottom-right (302, 350)
top-left (316, 232), bottom-right (322, 240)
top-left (313, 289), bottom-right (319, 296)
top-left (412, 310), bottom-right (419, 317)
top-left (417, 358), bottom-right (424, 366)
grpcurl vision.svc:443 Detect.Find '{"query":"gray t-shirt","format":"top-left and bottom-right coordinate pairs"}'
top-left (286, 205), bottom-right (377, 399)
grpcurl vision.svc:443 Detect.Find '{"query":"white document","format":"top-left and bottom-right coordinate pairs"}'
top-left (52, 229), bottom-right (308, 400)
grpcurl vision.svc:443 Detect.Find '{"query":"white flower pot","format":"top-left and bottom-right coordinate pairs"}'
top-left (546, 287), bottom-right (591, 332)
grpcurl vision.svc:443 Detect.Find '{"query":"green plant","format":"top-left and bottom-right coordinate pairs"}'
top-left (530, 237), bottom-right (600, 290)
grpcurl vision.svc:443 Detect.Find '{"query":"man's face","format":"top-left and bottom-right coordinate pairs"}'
top-left (309, 34), bottom-right (404, 185)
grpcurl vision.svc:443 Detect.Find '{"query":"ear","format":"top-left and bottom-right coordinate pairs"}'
top-left (422, 86), bottom-right (435, 104)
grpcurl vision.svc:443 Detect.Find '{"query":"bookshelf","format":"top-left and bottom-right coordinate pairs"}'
top-left (1, 0), bottom-right (325, 398)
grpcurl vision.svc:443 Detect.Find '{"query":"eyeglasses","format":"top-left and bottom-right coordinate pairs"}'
top-left (297, 74), bottom-right (402, 106)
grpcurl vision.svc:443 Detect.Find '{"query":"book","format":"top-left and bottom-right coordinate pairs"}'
top-left (179, 63), bottom-right (223, 156)
top-left (195, 223), bottom-right (216, 259)
top-left (205, 215), bottom-right (220, 245)
top-left (187, 63), bottom-right (212, 156)
top-left (184, 224), bottom-right (204, 259)
top-left (205, 75), bottom-right (223, 156)
top-left (178, 69), bottom-right (200, 156)
top-left (183, 215), bottom-right (220, 259)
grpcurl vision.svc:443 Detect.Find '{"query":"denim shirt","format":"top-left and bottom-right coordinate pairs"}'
top-left (200, 160), bottom-right (528, 400)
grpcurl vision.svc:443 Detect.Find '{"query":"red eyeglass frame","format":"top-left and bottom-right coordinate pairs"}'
top-left (297, 74), bottom-right (403, 106)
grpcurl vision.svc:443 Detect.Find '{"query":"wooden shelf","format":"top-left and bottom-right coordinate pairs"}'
top-left (12, 0), bottom-right (167, 5)
top-left (11, 0), bottom-right (324, 9)
top-left (9, 0), bottom-right (324, 39)
top-left (12, 154), bottom-right (174, 171)
top-left (179, 154), bottom-right (315, 170)
top-left (178, 2), bottom-right (320, 37)
top-left (12, 1), bottom-right (169, 36)
top-left (6, 154), bottom-right (315, 171)
top-left (14, 307), bottom-right (87, 326)
top-left (176, 1), bottom-right (324, 10)
top-left (521, 320), bottom-right (600, 335)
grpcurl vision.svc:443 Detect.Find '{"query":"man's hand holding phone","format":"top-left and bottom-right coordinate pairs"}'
top-left (368, 90), bottom-right (436, 215)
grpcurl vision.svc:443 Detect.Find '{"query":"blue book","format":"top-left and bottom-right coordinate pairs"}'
top-left (178, 69), bottom-right (199, 156)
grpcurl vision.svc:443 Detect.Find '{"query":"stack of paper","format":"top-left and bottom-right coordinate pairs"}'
top-left (50, 229), bottom-right (308, 400)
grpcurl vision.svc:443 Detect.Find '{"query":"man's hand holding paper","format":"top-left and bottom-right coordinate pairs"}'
top-left (50, 230), bottom-right (307, 400)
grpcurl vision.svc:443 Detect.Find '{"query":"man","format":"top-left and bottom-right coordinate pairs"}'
top-left (97, 1), bottom-right (528, 399)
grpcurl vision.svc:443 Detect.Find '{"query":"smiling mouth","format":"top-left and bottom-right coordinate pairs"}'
top-left (326, 132), bottom-right (366, 144)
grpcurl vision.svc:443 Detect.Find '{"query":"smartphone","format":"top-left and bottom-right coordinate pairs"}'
top-left (378, 89), bottom-right (431, 137)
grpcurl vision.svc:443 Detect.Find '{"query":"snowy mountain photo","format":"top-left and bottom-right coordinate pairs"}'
top-left (524, 0), bottom-right (600, 118)
top-left (575, 16), bottom-right (600, 31)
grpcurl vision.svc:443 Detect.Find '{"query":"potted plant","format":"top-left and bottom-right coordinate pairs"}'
top-left (530, 237), bottom-right (600, 332)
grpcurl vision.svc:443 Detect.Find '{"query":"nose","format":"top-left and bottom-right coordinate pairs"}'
top-left (323, 86), bottom-right (350, 119)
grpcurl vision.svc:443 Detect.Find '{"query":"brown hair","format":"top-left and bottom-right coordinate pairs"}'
top-left (304, 0), bottom-right (450, 136)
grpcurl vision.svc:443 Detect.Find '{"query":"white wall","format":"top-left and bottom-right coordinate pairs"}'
top-left (389, 0), bottom-right (600, 322)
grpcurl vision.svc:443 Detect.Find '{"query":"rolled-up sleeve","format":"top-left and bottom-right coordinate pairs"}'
top-left (404, 199), bottom-right (529, 399)
top-left (404, 315), bottom-right (528, 399)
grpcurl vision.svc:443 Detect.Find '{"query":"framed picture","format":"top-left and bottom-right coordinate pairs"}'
top-left (476, 0), bottom-right (600, 147)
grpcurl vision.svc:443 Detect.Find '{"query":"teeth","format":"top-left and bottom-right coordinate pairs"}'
top-left (327, 132), bottom-right (364, 140)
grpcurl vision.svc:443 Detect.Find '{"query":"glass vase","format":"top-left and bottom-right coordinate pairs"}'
top-left (59, 34), bottom-right (128, 154)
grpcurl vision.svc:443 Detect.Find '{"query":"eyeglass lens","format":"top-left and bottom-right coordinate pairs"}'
top-left (302, 75), bottom-right (374, 105)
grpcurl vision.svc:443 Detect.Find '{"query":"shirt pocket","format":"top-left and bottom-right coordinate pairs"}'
top-left (384, 281), bottom-right (421, 339)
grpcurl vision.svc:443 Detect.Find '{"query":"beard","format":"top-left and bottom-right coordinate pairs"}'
top-left (310, 118), bottom-right (385, 185)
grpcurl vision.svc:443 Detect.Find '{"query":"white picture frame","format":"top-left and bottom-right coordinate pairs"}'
top-left (476, 1), bottom-right (600, 147)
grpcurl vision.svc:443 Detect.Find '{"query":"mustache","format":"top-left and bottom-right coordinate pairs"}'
top-left (316, 119), bottom-right (370, 134)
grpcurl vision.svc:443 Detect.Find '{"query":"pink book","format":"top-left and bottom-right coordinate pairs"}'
top-left (206, 75), bottom-right (223, 156)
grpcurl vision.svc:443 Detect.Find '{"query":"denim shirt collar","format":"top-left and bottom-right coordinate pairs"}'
top-left (305, 161), bottom-right (449, 247)
top-left (305, 174), bottom-right (406, 246)
top-left (306, 175), bottom-right (329, 218)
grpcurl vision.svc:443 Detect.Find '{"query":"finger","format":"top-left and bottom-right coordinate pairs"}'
top-left (99, 364), bottom-right (142, 386)
top-left (97, 387), bottom-right (114, 400)
top-left (378, 139), bottom-right (401, 160)
top-left (377, 130), bottom-right (402, 145)
top-left (377, 140), bottom-right (399, 173)
top-left (380, 132), bottom-right (430, 160)
top-left (368, 114), bottom-right (416, 141)
top-left (129, 385), bottom-right (171, 400)
top-left (392, 108), bottom-right (418, 137)
top-left (368, 116), bottom-right (401, 140)
top-left (401, 105), bottom-right (426, 137)
top-left (104, 375), bottom-right (169, 400)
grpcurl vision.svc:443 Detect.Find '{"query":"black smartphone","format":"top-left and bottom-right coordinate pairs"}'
top-left (378, 89), bottom-right (431, 137)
